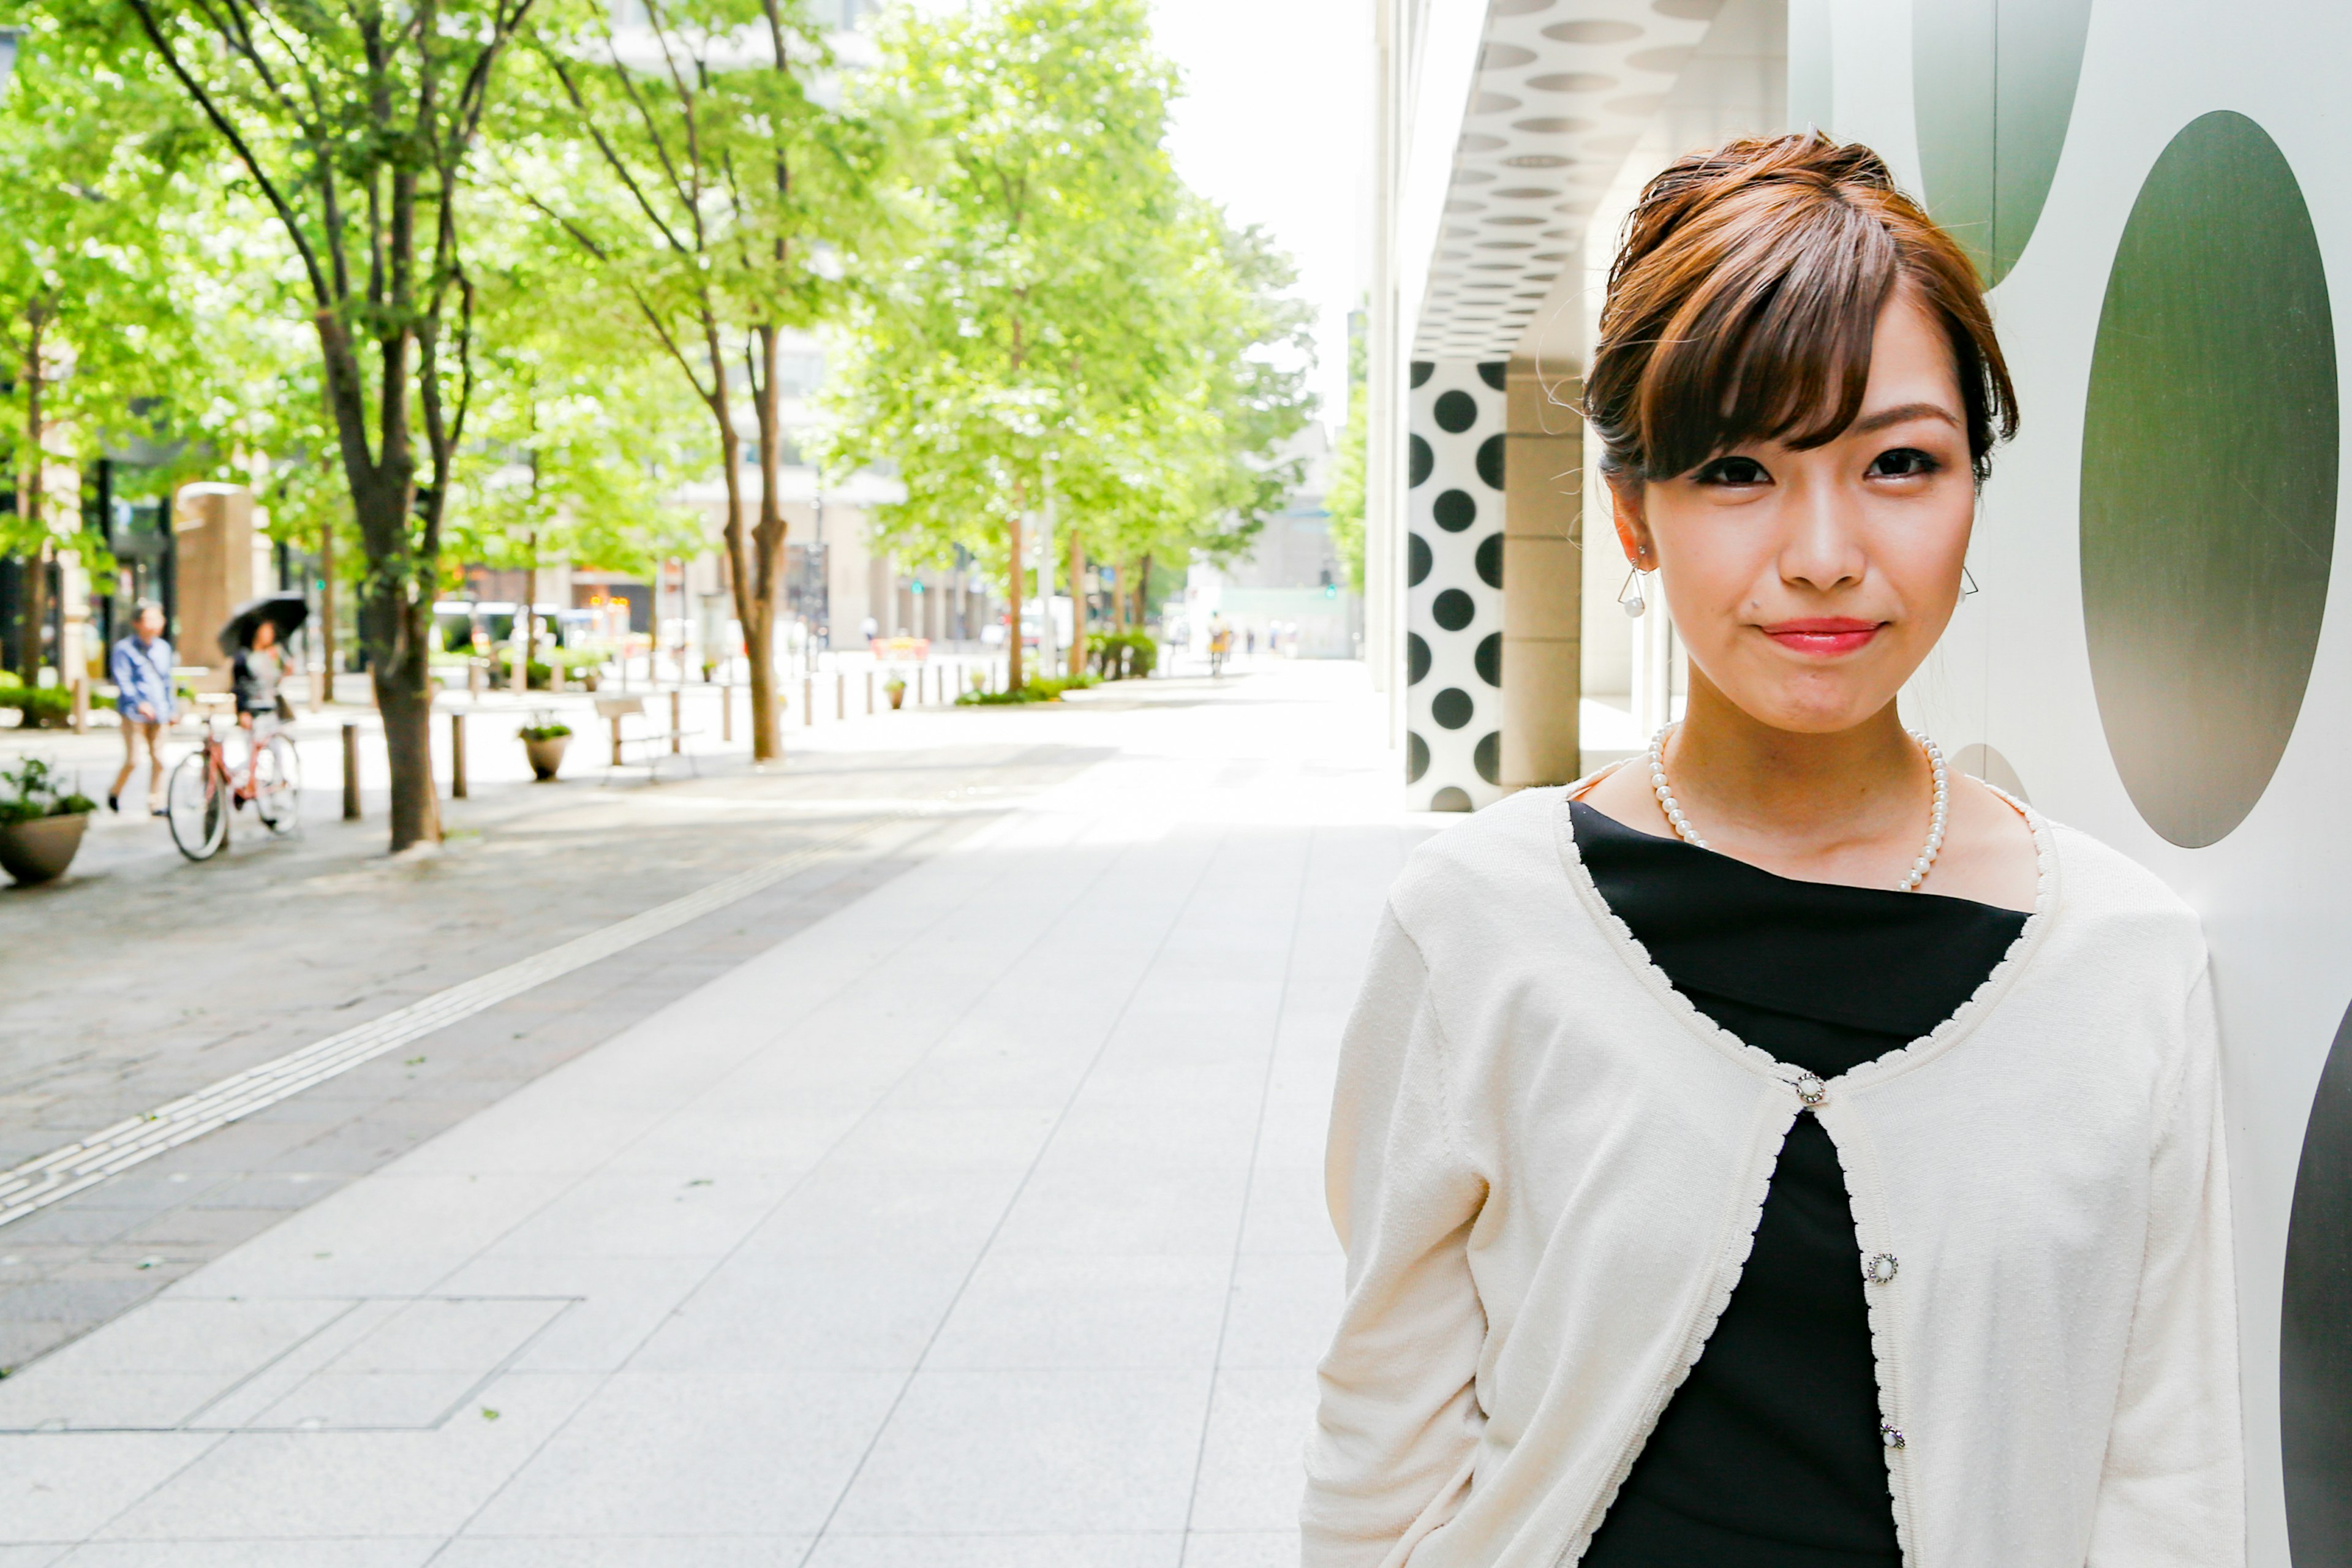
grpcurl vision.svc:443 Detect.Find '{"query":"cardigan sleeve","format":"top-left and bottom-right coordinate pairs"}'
top-left (1302, 908), bottom-right (1490, 1568)
top-left (2086, 964), bottom-right (2245, 1567)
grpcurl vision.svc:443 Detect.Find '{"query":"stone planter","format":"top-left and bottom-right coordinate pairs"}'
top-left (524, 734), bottom-right (570, 781)
top-left (0, 811), bottom-right (90, 885)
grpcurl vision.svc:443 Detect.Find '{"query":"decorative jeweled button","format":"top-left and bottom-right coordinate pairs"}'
top-left (1880, 1420), bottom-right (1906, 1450)
top-left (1792, 1072), bottom-right (1827, 1107)
top-left (1863, 1253), bottom-right (1899, 1285)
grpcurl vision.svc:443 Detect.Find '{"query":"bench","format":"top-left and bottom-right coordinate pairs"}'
top-left (594, 695), bottom-right (701, 778)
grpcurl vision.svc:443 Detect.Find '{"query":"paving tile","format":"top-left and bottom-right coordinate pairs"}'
top-left (1177, 1531), bottom-right (1298, 1567)
top-left (1215, 1251), bottom-right (1343, 1371)
top-left (53, 1544), bottom-right (438, 1567)
top-left (805, 1536), bottom-right (1182, 1568)
top-left (0, 1431), bottom-right (221, 1542)
top-left (465, 1371), bottom-right (902, 1538)
top-left (1184, 1370), bottom-right (1319, 1534)
top-left (434, 1541), bottom-right (810, 1568)
top-left (627, 1253), bottom-right (969, 1374)
top-left (832, 1369), bottom-right (1210, 1535)
top-left (91, 1373), bottom-right (599, 1540)
top-left (925, 1251), bottom-right (1230, 1371)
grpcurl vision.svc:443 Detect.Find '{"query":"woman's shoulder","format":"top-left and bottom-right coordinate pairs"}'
top-left (1388, 786), bottom-right (1575, 936)
top-left (2040, 813), bottom-right (2207, 962)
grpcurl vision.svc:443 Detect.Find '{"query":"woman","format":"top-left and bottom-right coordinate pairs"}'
top-left (233, 617), bottom-right (291, 786)
top-left (1304, 135), bottom-right (2239, 1568)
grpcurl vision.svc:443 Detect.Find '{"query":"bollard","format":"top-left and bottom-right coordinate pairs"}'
top-left (804, 676), bottom-right (814, 727)
top-left (450, 712), bottom-right (468, 799)
top-left (669, 689), bottom-right (682, 754)
top-left (71, 678), bottom-right (88, 735)
top-left (342, 722), bottom-right (362, 820)
top-left (865, 671), bottom-right (875, 715)
top-left (722, 682), bottom-right (733, 743)
top-left (836, 672), bottom-right (846, 720)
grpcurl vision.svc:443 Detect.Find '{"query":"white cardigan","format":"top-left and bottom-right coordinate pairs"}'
top-left (1303, 786), bottom-right (2242, 1568)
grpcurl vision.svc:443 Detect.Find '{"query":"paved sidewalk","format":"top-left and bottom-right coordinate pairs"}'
top-left (0, 663), bottom-right (1422, 1567)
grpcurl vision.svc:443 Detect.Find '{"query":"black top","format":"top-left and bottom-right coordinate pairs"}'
top-left (1570, 801), bottom-right (2028, 1568)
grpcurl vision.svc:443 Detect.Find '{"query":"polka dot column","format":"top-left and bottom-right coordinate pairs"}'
top-left (1406, 359), bottom-right (1507, 812)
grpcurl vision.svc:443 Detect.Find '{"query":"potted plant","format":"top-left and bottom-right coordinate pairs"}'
top-left (886, 674), bottom-right (907, 710)
top-left (518, 717), bottom-right (572, 780)
top-left (0, 756), bottom-right (97, 885)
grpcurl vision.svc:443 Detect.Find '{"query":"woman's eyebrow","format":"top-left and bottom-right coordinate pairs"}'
top-left (1849, 401), bottom-right (1961, 435)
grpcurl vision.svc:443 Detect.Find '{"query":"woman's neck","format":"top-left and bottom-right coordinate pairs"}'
top-left (1663, 675), bottom-right (1928, 865)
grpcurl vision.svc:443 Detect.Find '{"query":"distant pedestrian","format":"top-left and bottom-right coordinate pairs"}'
top-left (108, 601), bottom-right (176, 815)
top-left (1245, 626), bottom-right (1257, 657)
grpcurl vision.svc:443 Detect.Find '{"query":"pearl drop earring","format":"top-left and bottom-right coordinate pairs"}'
top-left (1617, 564), bottom-right (1649, 619)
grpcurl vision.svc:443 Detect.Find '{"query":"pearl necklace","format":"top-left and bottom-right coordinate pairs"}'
top-left (1645, 725), bottom-right (1950, 892)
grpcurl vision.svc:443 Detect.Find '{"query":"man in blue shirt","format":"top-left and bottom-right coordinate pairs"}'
top-left (108, 600), bottom-right (176, 815)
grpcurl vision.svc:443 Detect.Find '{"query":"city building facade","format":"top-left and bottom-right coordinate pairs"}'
top-left (1369, 2), bottom-right (2352, 1558)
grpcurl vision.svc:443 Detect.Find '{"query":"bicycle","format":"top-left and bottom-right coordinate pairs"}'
top-left (166, 712), bottom-right (301, 861)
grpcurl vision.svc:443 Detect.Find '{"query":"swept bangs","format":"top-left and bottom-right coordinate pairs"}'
top-left (1585, 134), bottom-right (2017, 484)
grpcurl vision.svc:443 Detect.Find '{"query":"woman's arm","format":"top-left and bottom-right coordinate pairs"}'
top-left (1303, 910), bottom-right (1489, 1568)
top-left (2087, 965), bottom-right (2244, 1566)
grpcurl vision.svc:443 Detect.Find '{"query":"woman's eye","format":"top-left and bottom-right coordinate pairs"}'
top-left (1693, 456), bottom-right (1770, 486)
top-left (1866, 447), bottom-right (1942, 478)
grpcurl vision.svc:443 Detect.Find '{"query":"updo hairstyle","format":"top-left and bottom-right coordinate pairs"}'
top-left (1583, 132), bottom-right (2018, 485)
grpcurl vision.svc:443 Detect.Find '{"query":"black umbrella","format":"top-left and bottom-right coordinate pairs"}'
top-left (217, 592), bottom-right (310, 657)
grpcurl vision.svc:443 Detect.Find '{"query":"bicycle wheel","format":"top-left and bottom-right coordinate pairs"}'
top-left (166, 752), bottom-right (227, 861)
top-left (253, 733), bottom-right (302, 835)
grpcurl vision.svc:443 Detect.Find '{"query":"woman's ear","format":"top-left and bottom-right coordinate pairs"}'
top-left (1609, 477), bottom-right (1654, 569)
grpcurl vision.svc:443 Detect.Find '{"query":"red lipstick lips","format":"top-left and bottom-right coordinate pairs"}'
top-left (1762, 617), bottom-right (1882, 656)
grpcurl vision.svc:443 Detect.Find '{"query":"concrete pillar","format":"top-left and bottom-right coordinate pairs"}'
top-left (173, 484), bottom-right (255, 691)
top-left (1502, 361), bottom-right (1583, 790)
top-left (1404, 359), bottom-right (1507, 812)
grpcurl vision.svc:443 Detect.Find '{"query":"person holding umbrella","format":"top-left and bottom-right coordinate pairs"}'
top-left (219, 594), bottom-right (305, 793)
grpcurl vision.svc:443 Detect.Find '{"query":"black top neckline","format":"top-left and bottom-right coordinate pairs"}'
top-left (1568, 795), bottom-right (2034, 915)
top-left (1567, 800), bottom-right (2035, 1046)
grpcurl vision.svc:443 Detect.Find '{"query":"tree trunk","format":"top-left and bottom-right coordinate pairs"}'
top-left (713, 389), bottom-right (775, 760)
top-left (1135, 553), bottom-right (1152, 632)
top-left (747, 325), bottom-right (790, 763)
top-left (317, 515), bottom-right (336, 706)
top-left (362, 541), bottom-right (441, 851)
top-left (1068, 533), bottom-right (1086, 680)
top-left (17, 309), bottom-right (46, 677)
top-left (1006, 510), bottom-right (1025, 691)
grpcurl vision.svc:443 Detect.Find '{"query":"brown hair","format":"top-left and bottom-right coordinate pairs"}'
top-left (1583, 132), bottom-right (2017, 484)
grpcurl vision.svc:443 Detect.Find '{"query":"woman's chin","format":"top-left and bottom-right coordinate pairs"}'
top-left (1723, 686), bottom-right (1894, 737)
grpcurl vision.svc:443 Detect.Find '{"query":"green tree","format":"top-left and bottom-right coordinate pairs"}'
top-left (818, 0), bottom-right (1313, 687)
top-left (0, 8), bottom-right (207, 674)
top-left (121, 0), bottom-right (542, 851)
top-left (503, 0), bottom-right (887, 761)
top-left (443, 247), bottom-right (713, 683)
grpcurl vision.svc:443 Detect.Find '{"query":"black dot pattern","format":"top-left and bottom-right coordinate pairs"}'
top-left (1408, 360), bottom-right (1508, 809)
top-left (1434, 390), bottom-right (1479, 433)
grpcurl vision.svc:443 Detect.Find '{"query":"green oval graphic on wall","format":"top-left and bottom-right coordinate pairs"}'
top-left (1911, 0), bottom-right (2094, 285)
top-left (2080, 111), bottom-right (2336, 848)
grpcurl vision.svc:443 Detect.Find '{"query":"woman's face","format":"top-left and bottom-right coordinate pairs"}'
top-left (1613, 285), bottom-right (1975, 736)
top-left (253, 622), bottom-right (277, 652)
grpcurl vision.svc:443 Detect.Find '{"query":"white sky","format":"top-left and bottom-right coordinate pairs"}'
top-left (1148, 0), bottom-right (1371, 426)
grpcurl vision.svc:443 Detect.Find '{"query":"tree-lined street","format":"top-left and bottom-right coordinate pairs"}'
top-left (0, 663), bottom-right (1410, 1567)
